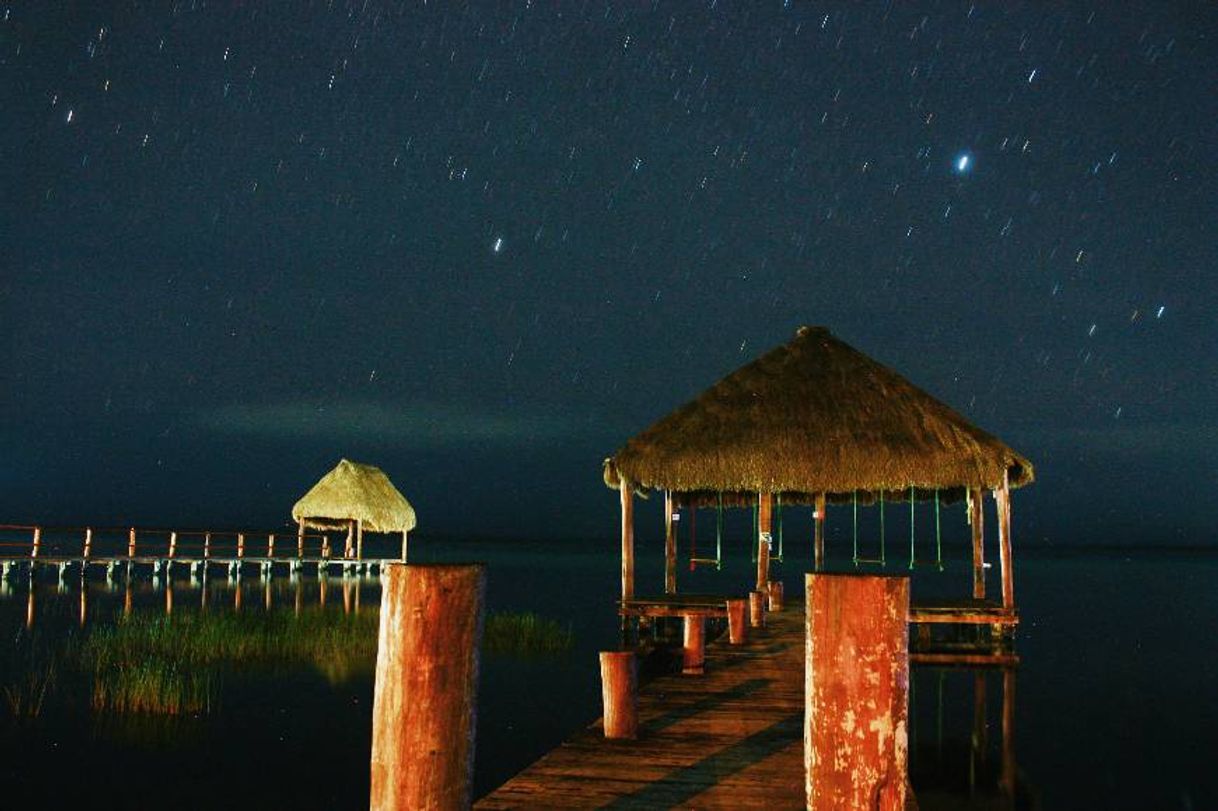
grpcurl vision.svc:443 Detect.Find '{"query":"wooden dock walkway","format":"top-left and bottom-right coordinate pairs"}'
top-left (477, 604), bottom-right (808, 809)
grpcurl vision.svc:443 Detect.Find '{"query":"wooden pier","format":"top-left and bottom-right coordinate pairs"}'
top-left (0, 523), bottom-right (400, 582)
top-left (477, 603), bottom-right (812, 809)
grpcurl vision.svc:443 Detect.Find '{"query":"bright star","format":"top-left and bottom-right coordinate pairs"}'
top-left (493, 237), bottom-right (504, 253)
top-left (955, 153), bottom-right (971, 173)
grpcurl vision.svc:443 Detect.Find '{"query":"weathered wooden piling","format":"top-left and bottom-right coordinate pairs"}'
top-left (767, 579), bottom-right (784, 612)
top-left (682, 615), bottom-right (705, 675)
top-left (599, 651), bottom-right (638, 739)
top-left (749, 589), bottom-right (766, 628)
top-left (370, 564), bottom-right (486, 811)
top-left (804, 573), bottom-right (909, 811)
top-left (726, 598), bottom-right (748, 644)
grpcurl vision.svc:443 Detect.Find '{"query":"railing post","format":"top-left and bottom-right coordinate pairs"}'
top-left (237, 533), bottom-right (245, 559)
top-left (267, 533), bottom-right (275, 558)
top-left (805, 573), bottom-right (909, 811)
top-left (204, 532), bottom-right (211, 559)
top-left (599, 651), bottom-right (638, 739)
top-left (169, 531), bottom-right (177, 559)
top-left (83, 528), bottom-right (93, 559)
top-left (31, 527), bottom-right (41, 560)
top-left (128, 527), bottom-right (137, 558)
top-left (370, 564), bottom-right (486, 811)
top-left (726, 598), bottom-right (748, 644)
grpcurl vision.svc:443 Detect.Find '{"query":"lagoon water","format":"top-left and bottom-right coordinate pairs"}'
top-left (0, 538), bottom-right (1214, 810)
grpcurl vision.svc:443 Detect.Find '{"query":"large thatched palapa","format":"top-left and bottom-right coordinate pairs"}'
top-left (293, 459), bottom-right (416, 561)
top-left (604, 326), bottom-right (1033, 630)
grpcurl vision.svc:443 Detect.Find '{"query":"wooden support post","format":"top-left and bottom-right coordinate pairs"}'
top-left (83, 528), bottom-right (93, 559)
top-left (345, 520), bottom-right (354, 559)
top-left (322, 535), bottom-right (331, 559)
top-left (756, 492), bottom-right (772, 591)
top-left (127, 527), bottom-right (136, 558)
top-left (400, 530), bottom-right (409, 563)
top-left (726, 598), bottom-right (748, 644)
top-left (805, 573), bottom-right (909, 811)
top-left (598, 651), bottom-right (638, 739)
top-left (682, 615), bottom-right (705, 675)
top-left (356, 520), bottom-right (364, 561)
top-left (204, 532), bottom-right (211, 559)
top-left (664, 490), bottom-right (677, 595)
top-left (267, 533), bottom-right (275, 558)
top-left (995, 471), bottom-right (1015, 610)
top-left (620, 483), bottom-right (635, 603)
top-left (169, 531), bottom-right (178, 559)
top-left (297, 522), bottom-right (305, 559)
top-left (31, 527), bottom-right (41, 560)
top-left (370, 564), bottom-right (486, 811)
top-left (749, 590), bottom-right (766, 628)
top-left (970, 488), bottom-right (985, 600)
top-left (237, 533), bottom-right (245, 559)
top-left (814, 493), bottom-right (826, 571)
top-left (767, 579), bottom-right (784, 612)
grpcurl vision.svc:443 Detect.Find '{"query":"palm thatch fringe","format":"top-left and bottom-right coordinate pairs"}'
top-left (604, 326), bottom-right (1032, 500)
top-left (292, 459), bottom-right (417, 533)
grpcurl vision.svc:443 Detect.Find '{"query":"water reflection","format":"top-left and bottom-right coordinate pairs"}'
top-left (911, 659), bottom-right (1030, 810)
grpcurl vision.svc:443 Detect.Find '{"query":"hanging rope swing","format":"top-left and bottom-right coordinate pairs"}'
top-left (853, 489), bottom-right (887, 567)
top-left (689, 493), bottom-right (723, 571)
top-left (907, 486), bottom-right (945, 571)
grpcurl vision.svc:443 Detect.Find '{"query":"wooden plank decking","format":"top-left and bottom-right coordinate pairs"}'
top-left (476, 604), bottom-right (807, 809)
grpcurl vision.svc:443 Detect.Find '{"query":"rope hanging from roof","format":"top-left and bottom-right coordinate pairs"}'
top-left (689, 493), bottom-right (723, 570)
top-left (853, 489), bottom-right (887, 567)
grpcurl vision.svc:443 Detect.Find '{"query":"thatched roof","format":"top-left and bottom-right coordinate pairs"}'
top-left (603, 326), bottom-right (1033, 501)
top-left (292, 459), bottom-right (417, 533)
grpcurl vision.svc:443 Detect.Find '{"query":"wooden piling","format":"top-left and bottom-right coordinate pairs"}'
top-left (267, 533), bottom-right (275, 558)
top-left (726, 598), bottom-right (748, 644)
top-left (749, 590), bottom-right (766, 628)
top-left (83, 528), bottom-right (93, 559)
top-left (169, 531), bottom-right (178, 559)
top-left (599, 651), bottom-right (638, 739)
top-left (682, 615), bottom-right (705, 675)
top-left (128, 527), bottom-right (136, 558)
top-left (813, 493), bottom-right (826, 571)
top-left (400, 530), bottom-right (409, 562)
top-left (664, 491), bottom-right (677, 595)
top-left (370, 564), bottom-right (486, 811)
top-left (756, 492), bottom-right (772, 591)
top-left (237, 533), bottom-right (245, 559)
top-left (31, 527), bottom-right (41, 560)
top-left (620, 483), bottom-right (635, 602)
top-left (204, 532), bottom-right (211, 559)
top-left (767, 579), bottom-right (784, 612)
top-left (970, 488), bottom-right (985, 599)
top-left (805, 573), bottom-right (909, 811)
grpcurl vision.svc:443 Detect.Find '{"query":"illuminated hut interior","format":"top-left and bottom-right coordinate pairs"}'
top-left (602, 325), bottom-right (1034, 635)
top-left (292, 459), bottom-right (417, 561)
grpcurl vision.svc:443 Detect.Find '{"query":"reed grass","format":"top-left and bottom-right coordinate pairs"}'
top-left (483, 611), bottom-right (574, 656)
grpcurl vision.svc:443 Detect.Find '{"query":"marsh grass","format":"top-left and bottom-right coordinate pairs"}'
top-left (483, 611), bottom-right (574, 656)
top-left (0, 630), bottom-right (70, 721)
top-left (82, 609), bottom-right (379, 715)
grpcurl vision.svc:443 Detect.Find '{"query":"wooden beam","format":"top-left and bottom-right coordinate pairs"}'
top-left (756, 492), bottom-right (772, 592)
top-left (970, 488), bottom-right (986, 599)
top-left (995, 470), bottom-right (1014, 610)
top-left (370, 563), bottom-right (486, 811)
top-left (620, 483), bottom-right (635, 602)
top-left (813, 493), bottom-right (826, 571)
top-left (805, 573), bottom-right (909, 811)
top-left (664, 490), bottom-right (677, 595)
top-left (400, 530), bottom-right (409, 562)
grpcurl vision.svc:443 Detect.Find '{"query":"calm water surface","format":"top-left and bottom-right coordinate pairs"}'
top-left (0, 540), bottom-right (1213, 810)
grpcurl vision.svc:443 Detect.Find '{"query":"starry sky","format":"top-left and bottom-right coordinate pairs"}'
top-left (2, 2), bottom-right (1215, 546)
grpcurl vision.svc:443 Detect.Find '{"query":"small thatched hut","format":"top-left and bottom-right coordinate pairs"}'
top-left (603, 326), bottom-right (1033, 629)
top-left (292, 459), bottom-right (417, 561)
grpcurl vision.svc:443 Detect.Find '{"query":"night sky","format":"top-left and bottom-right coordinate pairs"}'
top-left (3, 2), bottom-right (1215, 547)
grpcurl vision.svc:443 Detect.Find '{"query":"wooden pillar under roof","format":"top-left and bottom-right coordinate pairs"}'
top-left (996, 469), bottom-right (1015, 610)
top-left (756, 492), bottom-right (772, 592)
top-left (664, 490), bottom-right (677, 595)
top-left (970, 488), bottom-right (986, 600)
top-left (814, 492), bottom-right (826, 571)
top-left (620, 482), bottom-right (635, 603)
